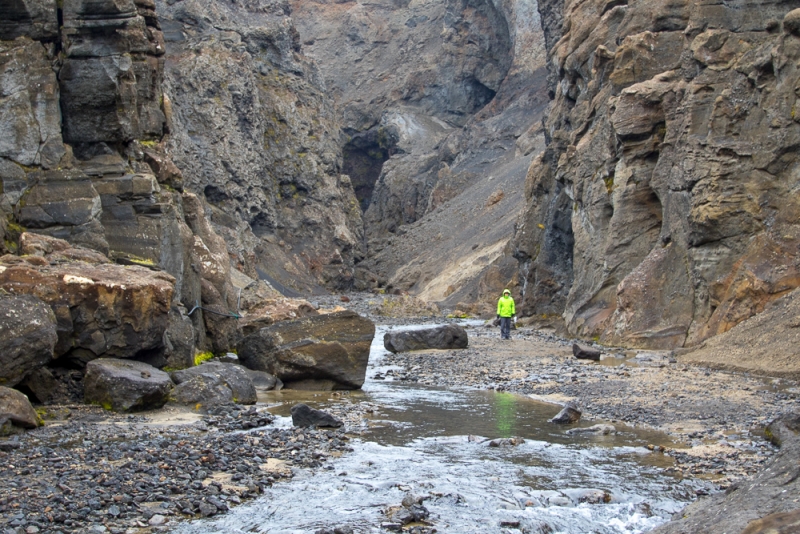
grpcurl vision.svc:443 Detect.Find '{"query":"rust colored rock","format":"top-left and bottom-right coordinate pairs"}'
top-left (237, 310), bottom-right (375, 390)
top-left (238, 298), bottom-right (319, 337)
top-left (0, 238), bottom-right (175, 362)
top-left (515, 0), bottom-right (800, 350)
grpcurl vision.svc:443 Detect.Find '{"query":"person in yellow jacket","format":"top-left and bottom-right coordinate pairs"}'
top-left (496, 289), bottom-right (516, 340)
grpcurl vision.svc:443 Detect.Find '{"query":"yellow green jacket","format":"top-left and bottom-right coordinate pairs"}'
top-left (497, 295), bottom-right (515, 317)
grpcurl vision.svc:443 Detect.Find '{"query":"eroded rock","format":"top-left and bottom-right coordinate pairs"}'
top-left (383, 325), bottom-right (469, 353)
top-left (0, 293), bottom-right (57, 387)
top-left (171, 362), bottom-right (256, 405)
top-left (237, 310), bottom-right (375, 390)
top-left (0, 386), bottom-right (39, 430)
top-left (290, 403), bottom-right (343, 428)
top-left (84, 358), bottom-right (173, 412)
top-left (549, 402), bottom-right (581, 425)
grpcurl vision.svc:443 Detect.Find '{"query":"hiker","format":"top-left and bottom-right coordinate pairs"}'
top-left (496, 289), bottom-right (516, 340)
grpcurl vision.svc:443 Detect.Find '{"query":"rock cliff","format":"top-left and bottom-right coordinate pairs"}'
top-left (515, 0), bottom-right (800, 348)
top-left (155, 0), bottom-right (364, 293)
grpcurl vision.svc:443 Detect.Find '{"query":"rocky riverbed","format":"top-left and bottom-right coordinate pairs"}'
top-left (0, 402), bottom-right (370, 534)
top-left (378, 322), bottom-right (798, 490)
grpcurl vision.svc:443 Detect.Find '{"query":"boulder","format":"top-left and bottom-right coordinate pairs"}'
top-left (247, 369), bottom-right (282, 391)
top-left (572, 344), bottom-right (602, 361)
top-left (84, 358), bottom-right (173, 411)
top-left (238, 297), bottom-right (319, 337)
top-left (0, 386), bottom-right (39, 429)
top-left (237, 310), bottom-right (375, 390)
top-left (383, 324), bottom-right (468, 353)
top-left (0, 293), bottom-right (57, 387)
top-left (549, 402), bottom-right (582, 424)
top-left (170, 362), bottom-right (256, 404)
top-left (0, 238), bottom-right (175, 363)
top-left (290, 403), bottom-right (343, 428)
top-left (170, 374), bottom-right (233, 409)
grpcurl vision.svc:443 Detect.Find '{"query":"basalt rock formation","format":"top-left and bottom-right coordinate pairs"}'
top-left (514, 0), bottom-right (800, 349)
top-left (155, 0), bottom-right (364, 293)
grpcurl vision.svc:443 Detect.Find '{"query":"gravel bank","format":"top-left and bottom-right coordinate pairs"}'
top-left (0, 404), bottom-right (359, 534)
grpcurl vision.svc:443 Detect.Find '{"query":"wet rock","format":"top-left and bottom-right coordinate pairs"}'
top-left (566, 424), bottom-right (615, 435)
top-left (549, 402), bottom-right (581, 424)
top-left (0, 386), bottom-right (39, 429)
top-left (238, 311), bottom-right (375, 390)
top-left (0, 293), bottom-right (57, 387)
top-left (572, 344), bottom-right (601, 361)
top-left (171, 361), bottom-right (257, 405)
top-left (84, 358), bottom-right (173, 411)
top-left (384, 325), bottom-right (469, 353)
top-left (394, 503), bottom-right (430, 525)
top-left (290, 404), bottom-right (343, 428)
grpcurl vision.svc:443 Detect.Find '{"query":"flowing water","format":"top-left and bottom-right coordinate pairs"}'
top-left (174, 325), bottom-right (713, 534)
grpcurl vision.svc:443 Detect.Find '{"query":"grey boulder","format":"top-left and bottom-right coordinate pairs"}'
top-left (170, 374), bottom-right (234, 409)
top-left (170, 362), bottom-right (257, 405)
top-left (0, 386), bottom-right (39, 430)
top-left (290, 403), bottom-right (343, 428)
top-left (247, 369), bottom-right (282, 391)
top-left (383, 324), bottom-right (468, 353)
top-left (573, 344), bottom-right (602, 361)
top-left (237, 310), bottom-right (375, 390)
top-left (0, 294), bottom-right (57, 387)
top-left (549, 402), bottom-right (582, 424)
top-left (84, 358), bottom-right (173, 411)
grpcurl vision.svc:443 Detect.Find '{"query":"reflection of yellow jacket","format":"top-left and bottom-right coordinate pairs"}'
top-left (497, 295), bottom-right (515, 317)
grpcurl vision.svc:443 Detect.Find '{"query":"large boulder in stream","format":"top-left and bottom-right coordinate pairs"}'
top-left (290, 403), bottom-right (343, 428)
top-left (237, 310), bottom-right (375, 390)
top-left (170, 362), bottom-right (257, 406)
top-left (84, 359), bottom-right (173, 412)
top-left (383, 325), bottom-right (468, 353)
top-left (0, 293), bottom-right (57, 387)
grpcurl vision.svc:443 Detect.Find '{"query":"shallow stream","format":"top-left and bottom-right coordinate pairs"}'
top-left (174, 325), bottom-right (713, 533)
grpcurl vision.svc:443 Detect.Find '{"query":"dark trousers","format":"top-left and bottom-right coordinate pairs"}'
top-left (500, 317), bottom-right (511, 339)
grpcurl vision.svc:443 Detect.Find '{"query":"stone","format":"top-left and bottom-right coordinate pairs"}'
top-left (572, 344), bottom-right (602, 361)
top-left (0, 386), bottom-right (39, 429)
top-left (171, 362), bottom-right (256, 404)
top-left (0, 38), bottom-right (64, 167)
top-left (246, 369), bottom-right (281, 391)
top-left (566, 424), bottom-right (616, 435)
top-left (0, 293), bottom-right (57, 387)
top-left (83, 358), bottom-right (173, 411)
top-left (0, 0), bottom-right (59, 41)
top-left (239, 298), bottom-right (319, 337)
top-left (290, 403), bottom-right (343, 428)
top-left (0, 236), bottom-right (175, 362)
top-left (237, 310), bottom-right (375, 390)
top-left (383, 325), bottom-right (469, 353)
top-left (741, 510), bottom-right (800, 534)
top-left (549, 402), bottom-right (581, 425)
top-left (170, 374), bottom-right (233, 409)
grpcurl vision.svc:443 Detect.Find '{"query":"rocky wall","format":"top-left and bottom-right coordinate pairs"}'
top-left (155, 0), bottom-right (364, 293)
top-left (514, 0), bottom-right (800, 348)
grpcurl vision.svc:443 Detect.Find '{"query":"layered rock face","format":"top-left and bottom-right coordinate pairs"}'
top-left (155, 0), bottom-right (364, 292)
top-left (515, 0), bottom-right (800, 348)
top-left (292, 0), bottom-right (550, 307)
